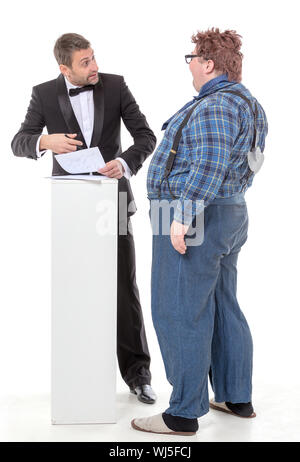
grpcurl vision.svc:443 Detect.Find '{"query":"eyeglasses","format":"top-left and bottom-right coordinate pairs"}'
top-left (185, 55), bottom-right (211, 64)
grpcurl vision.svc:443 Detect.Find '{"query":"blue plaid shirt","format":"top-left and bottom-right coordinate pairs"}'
top-left (147, 74), bottom-right (268, 225)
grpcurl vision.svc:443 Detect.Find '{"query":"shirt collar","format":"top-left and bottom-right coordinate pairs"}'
top-left (64, 75), bottom-right (82, 90)
top-left (161, 74), bottom-right (237, 131)
top-left (195, 74), bottom-right (232, 99)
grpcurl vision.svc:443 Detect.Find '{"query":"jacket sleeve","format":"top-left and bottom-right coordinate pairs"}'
top-left (119, 77), bottom-right (156, 175)
top-left (11, 86), bottom-right (46, 160)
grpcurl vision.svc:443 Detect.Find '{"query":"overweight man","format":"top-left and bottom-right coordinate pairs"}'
top-left (11, 33), bottom-right (157, 405)
top-left (132, 28), bottom-right (268, 435)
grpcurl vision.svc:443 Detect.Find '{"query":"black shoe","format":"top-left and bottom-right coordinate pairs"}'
top-left (130, 385), bottom-right (157, 404)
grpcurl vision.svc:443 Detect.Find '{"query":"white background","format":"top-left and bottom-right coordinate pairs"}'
top-left (1, 0), bottom-right (300, 442)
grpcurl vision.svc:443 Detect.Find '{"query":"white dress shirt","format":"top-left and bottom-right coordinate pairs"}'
top-left (36, 75), bottom-right (132, 179)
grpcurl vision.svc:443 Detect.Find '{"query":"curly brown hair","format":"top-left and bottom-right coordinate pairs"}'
top-left (191, 28), bottom-right (243, 82)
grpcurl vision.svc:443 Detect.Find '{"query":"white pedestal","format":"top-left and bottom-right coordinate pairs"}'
top-left (51, 178), bottom-right (118, 424)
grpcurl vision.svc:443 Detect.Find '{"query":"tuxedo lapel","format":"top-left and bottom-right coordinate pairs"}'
top-left (56, 74), bottom-right (87, 148)
top-left (90, 74), bottom-right (104, 147)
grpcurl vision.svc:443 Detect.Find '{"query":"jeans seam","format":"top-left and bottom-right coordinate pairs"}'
top-left (175, 248), bottom-right (183, 407)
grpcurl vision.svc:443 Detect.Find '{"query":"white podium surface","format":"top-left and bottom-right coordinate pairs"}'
top-left (51, 178), bottom-right (118, 424)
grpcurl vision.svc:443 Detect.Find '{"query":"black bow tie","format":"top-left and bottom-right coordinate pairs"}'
top-left (69, 84), bottom-right (95, 97)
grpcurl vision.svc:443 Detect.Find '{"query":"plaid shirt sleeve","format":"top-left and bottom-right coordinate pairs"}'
top-left (174, 102), bottom-right (240, 225)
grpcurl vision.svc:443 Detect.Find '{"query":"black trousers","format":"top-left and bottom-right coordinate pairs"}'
top-left (117, 218), bottom-right (151, 389)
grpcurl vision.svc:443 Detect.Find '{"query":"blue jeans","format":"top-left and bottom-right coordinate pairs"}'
top-left (150, 193), bottom-right (253, 419)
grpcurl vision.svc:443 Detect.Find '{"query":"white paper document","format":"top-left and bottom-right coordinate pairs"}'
top-left (54, 147), bottom-right (106, 174)
top-left (47, 174), bottom-right (111, 181)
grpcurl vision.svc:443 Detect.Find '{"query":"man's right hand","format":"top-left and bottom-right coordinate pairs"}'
top-left (39, 133), bottom-right (83, 154)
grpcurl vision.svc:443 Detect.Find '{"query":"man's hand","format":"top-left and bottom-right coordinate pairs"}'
top-left (170, 220), bottom-right (189, 254)
top-left (39, 133), bottom-right (83, 154)
top-left (98, 159), bottom-right (125, 179)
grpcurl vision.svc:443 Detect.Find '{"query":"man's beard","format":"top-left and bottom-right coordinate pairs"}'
top-left (87, 73), bottom-right (99, 85)
top-left (69, 73), bottom-right (98, 87)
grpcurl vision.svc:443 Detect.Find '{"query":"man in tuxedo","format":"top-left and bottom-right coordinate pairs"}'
top-left (11, 33), bottom-right (157, 404)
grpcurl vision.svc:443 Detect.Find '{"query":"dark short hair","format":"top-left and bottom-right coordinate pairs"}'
top-left (54, 33), bottom-right (91, 68)
top-left (192, 28), bottom-right (243, 82)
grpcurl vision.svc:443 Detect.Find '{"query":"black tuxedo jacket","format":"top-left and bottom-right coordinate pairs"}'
top-left (11, 72), bottom-right (156, 215)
